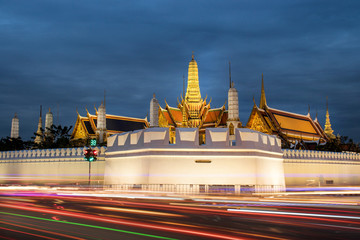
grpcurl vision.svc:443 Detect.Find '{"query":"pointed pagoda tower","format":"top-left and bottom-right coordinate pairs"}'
top-left (150, 93), bottom-right (159, 127)
top-left (10, 113), bottom-right (19, 139)
top-left (45, 108), bottom-right (53, 138)
top-left (96, 91), bottom-right (107, 144)
top-left (227, 61), bottom-right (241, 137)
top-left (34, 106), bottom-right (43, 144)
top-left (324, 97), bottom-right (336, 139)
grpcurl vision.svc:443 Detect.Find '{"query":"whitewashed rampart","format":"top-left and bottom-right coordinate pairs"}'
top-left (283, 149), bottom-right (360, 187)
top-left (0, 147), bottom-right (106, 185)
top-left (105, 128), bottom-right (286, 193)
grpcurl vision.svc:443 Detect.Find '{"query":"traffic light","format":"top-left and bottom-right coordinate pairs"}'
top-left (84, 149), bottom-right (92, 161)
top-left (84, 148), bottom-right (98, 162)
top-left (92, 149), bottom-right (98, 161)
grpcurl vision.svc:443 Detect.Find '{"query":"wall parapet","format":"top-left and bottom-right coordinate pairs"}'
top-left (283, 149), bottom-right (360, 161)
top-left (0, 147), bottom-right (106, 161)
top-left (107, 127), bottom-right (282, 153)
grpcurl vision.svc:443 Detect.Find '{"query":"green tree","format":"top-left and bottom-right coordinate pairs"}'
top-left (33, 125), bottom-right (73, 149)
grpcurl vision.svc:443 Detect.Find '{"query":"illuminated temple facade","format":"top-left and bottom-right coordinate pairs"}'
top-left (246, 75), bottom-right (329, 144)
top-left (155, 54), bottom-right (238, 144)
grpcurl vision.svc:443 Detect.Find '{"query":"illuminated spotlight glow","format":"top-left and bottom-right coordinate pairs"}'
top-left (227, 209), bottom-right (360, 220)
top-left (0, 211), bottom-right (177, 240)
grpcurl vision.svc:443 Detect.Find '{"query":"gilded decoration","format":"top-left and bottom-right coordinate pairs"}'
top-left (158, 54), bottom-right (227, 130)
top-left (249, 113), bottom-right (270, 133)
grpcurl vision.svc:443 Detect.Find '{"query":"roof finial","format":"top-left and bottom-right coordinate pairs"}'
top-left (153, 93), bottom-right (156, 98)
top-left (259, 73), bottom-right (267, 109)
top-left (40, 105), bottom-right (42, 118)
top-left (229, 61), bottom-right (232, 88)
top-left (308, 104), bottom-right (310, 114)
top-left (191, 51), bottom-right (194, 60)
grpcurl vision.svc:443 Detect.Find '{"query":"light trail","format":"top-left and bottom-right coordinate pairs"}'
top-left (0, 204), bottom-right (248, 240)
top-left (0, 225), bottom-right (58, 240)
top-left (0, 220), bottom-right (86, 240)
top-left (0, 211), bottom-right (177, 240)
top-left (227, 208), bottom-right (360, 221)
top-left (91, 206), bottom-right (184, 217)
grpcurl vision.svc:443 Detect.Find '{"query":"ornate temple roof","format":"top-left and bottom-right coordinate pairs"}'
top-left (158, 54), bottom-right (227, 129)
top-left (71, 112), bottom-right (148, 140)
top-left (247, 76), bottom-right (329, 143)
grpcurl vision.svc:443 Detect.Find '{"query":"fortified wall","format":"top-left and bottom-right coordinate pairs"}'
top-left (0, 147), bottom-right (106, 185)
top-left (1, 130), bottom-right (359, 192)
top-left (283, 149), bottom-right (360, 187)
top-left (105, 128), bottom-right (286, 193)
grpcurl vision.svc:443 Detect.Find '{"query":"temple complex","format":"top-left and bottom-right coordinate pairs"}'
top-left (10, 53), bottom-right (337, 148)
top-left (246, 74), bottom-right (329, 145)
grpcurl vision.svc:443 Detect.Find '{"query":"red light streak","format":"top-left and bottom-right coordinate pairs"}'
top-left (0, 203), bottom-right (248, 240)
top-left (0, 225), bottom-right (58, 240)
top-left (0, 220), bottom-right (85, 240)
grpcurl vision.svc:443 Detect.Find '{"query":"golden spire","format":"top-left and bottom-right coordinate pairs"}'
top-left (185, 53), bottom-right (201, 103)
top-left (185, 53), bottom-right (203, 126)
top-left (324, 96), bottom-right (335, 139)
top-left (259, 73), bottom-right (267, 109)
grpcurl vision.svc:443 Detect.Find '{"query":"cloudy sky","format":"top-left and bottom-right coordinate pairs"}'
top-left (1, 0), bottom-right (359, 142)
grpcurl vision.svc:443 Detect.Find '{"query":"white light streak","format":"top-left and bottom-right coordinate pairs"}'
top-left (227, 208), bottom-right (360, 220)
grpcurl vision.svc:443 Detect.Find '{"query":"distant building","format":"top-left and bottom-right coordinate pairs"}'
top-left (71, 106), bottom-right (149, 143)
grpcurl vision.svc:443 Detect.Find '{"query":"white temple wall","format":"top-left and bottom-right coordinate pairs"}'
top-left (283, 149), bottom-right (360, 187)
top-left (105, 128), bottom-right (285, 191)
top-left (1, 134), bottom-right (360, 190)
top-left (0, 147), bottom-right (106, 185)
top-left (106, 155), bottom-right (259, 185)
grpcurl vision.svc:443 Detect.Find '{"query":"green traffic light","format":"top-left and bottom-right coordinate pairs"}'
top-left (89, 156), bottom-right (94, 162)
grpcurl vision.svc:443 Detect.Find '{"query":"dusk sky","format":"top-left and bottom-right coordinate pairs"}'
top-left (1, 0), bottom-right (359, 142)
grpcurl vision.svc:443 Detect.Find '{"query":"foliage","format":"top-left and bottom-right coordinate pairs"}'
top-left (0, 137), bottom-right (33, 151)
top-left (32, 124), bottom-right (73, 149)
top-left (281, 135), bottom-right (359, 153)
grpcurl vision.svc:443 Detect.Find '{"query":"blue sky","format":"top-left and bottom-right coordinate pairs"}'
top-left (1, 0), bottom-right (359, 142)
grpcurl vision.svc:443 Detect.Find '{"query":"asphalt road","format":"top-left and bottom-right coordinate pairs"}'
top-left (1, 191), bottom-right (360, 239)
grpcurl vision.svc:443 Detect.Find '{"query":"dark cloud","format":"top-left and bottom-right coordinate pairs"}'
top-left (0, 0), bottom-right (359, 141)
